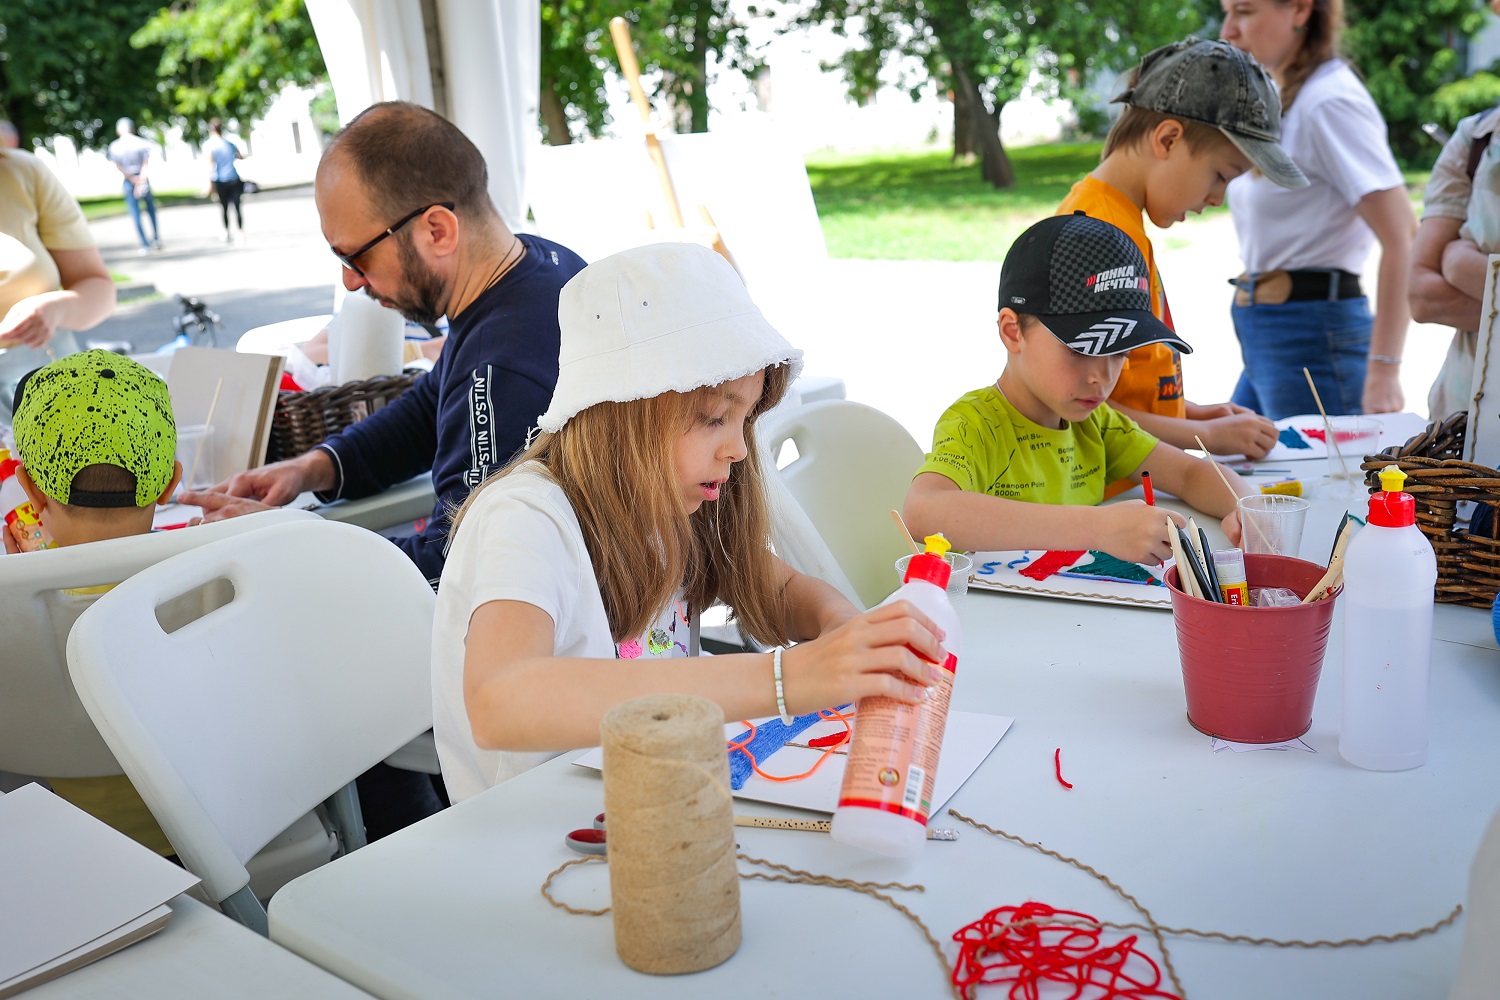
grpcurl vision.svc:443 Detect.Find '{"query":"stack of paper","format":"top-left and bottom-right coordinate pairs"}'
top-left (0, 784), bottom-right (200, 997)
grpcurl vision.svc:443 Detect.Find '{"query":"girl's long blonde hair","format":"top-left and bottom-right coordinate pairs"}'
top-left (453, 363), bottom-right (795, 646)
top-left (1275, 0), bottom-right (1346, 114)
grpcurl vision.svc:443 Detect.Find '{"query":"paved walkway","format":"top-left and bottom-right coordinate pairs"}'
top-left (83, 189), bottom-right (1451, 448)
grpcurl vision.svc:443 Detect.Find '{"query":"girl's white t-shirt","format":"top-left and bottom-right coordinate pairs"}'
top-left (1228, 59), bottom-right (1403, 275)
top-left (431, 462), bottom-right (693, 803)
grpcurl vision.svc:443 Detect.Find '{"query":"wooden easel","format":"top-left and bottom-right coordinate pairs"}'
top-left (608, 16), bottom-right (739, 274)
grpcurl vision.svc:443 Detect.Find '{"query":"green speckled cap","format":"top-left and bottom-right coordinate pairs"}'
top-left (13, 351), bottom-right (176, 508)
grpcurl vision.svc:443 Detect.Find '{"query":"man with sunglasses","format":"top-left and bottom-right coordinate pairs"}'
top-left (186, 102), bottom-right (585, 597)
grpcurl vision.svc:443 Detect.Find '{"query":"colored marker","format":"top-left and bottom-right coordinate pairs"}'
top-left (1141, 471), bottom-right (1156, 505)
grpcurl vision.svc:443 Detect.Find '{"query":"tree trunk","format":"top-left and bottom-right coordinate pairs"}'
top-left (951, 60), bottom-right (1014, 189)
top-left (539, 78), bottom-right (572, 144)
top-left (951, 75), bottom-right (975, 160)
top-left (689, 9), bottom-right (710, 133)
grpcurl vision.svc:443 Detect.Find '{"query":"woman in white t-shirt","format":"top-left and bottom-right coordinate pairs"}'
top-left (431, 243), bottom-right (947, 803)
top-left (1221, 0), bottom-right (1414, 418)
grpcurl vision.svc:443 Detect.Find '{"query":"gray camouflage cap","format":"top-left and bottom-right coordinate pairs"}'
top-left (998, 213), bottom-right (1191, 358)
top-left (1113, 38), bottom-right (1308, 190)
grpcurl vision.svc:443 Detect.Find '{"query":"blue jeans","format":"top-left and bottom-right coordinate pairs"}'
top-left (123, 180), bottom-right (159, 248)
top-left (1230, 297), bottom-right (1371, 419)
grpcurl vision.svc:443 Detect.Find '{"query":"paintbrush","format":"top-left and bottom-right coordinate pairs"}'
top-left (1302, 367), bottom-right (1350, 480)
top-left (1303, 515), bottom-right (1358, 603)
top-left (1194, 433), bottom-right (1273, 553)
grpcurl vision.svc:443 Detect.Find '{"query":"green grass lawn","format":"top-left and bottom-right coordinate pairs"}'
top-left (805, 143), bottom-right (1104, 261)
top-left (806, 143), bottom-right (1433, 261)
top-left (78, 190), bottom-right (205, 221)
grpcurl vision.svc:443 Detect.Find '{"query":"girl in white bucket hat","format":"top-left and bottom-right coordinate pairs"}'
top-left (430, 243), bottom-right (946, 803)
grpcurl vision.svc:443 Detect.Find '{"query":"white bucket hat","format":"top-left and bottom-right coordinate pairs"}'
top-left (537, 243), bottom-right (804, 433)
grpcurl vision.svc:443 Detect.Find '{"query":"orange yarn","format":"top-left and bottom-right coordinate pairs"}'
top-left (727, 707), bottom-right (852, 782)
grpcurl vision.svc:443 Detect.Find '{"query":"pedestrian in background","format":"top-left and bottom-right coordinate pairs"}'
top-left (204, 119), bottom-right (245, 244)
top-left (107, 118), bottom-right (162, 255)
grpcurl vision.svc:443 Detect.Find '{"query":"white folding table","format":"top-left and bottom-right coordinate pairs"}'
top-left (267, 455), bottom-right (1500, 999)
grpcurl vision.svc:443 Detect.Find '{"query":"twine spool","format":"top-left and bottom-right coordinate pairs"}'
top-left (600, 693), bottom-right (741, 974)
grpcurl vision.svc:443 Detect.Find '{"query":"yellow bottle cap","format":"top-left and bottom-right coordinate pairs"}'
top-left (923, 533), bottom-right (952, 559)
top-left (0, 448), bottom-right (9, 463)
top-left (1377, 464), bottom-right (1407, 494)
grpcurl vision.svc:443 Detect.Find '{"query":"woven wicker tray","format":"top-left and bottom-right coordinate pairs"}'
top-left (1360, 412), bottom-right (1500, 607)
top-left (266, 371), bottom-right (418, 464)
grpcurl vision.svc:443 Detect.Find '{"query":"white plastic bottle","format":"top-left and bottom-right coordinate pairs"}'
top-left (831, 534), bottom-right (962, 858)
top-left (1339, 465), bottom-right (1438, 771)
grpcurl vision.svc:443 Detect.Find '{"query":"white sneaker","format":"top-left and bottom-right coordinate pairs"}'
top-left (223, 232), bottom-right (234, 243)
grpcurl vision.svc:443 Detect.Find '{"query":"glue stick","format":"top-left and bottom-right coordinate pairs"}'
top-left (831, 534), bottom-right (961, 859)
top-left (1213, 548), bottom-right (1250, 605)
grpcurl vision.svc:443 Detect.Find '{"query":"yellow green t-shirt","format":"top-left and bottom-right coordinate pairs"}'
top-left (916, 384), bottom-right (1158, 506)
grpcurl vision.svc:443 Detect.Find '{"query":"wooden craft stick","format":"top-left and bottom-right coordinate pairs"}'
top-left (181, 376), bottom-right (223, 498)
top-left (1302, 367), bottom-right (1350, 479)
top-left (1166, 515), bottom-right (1202, 599)
top-left (890, 509), bottom-right (920, 554)
top-left (1194, 433), bottom-right (1274, 553)
top-left (1302, 518), bottom-right (1357, 603)
top-left (733, 815), bottom-right (957, 840)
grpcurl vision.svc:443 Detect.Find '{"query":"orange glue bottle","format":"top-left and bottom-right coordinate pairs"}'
top-left (831, 533), bottom-right (961, 858)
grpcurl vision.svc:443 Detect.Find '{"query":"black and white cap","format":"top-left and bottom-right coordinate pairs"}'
top-left (997, 212), bottom-right (1192, 357)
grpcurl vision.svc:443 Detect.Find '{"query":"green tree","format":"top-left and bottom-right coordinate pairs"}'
top-left (1343, 0), bottom-right (1488, 166)
top-left (0, 0), bottom-right (167, 149)
top-left (131, 0), bottom-right (327, 141)
top-left (539, 0), bottom-right (762, 143)
top-left (797, 1), bottom-right (1216, 189)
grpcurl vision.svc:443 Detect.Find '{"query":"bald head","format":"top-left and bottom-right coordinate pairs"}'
top-left (318, 102), bottom-right (496, 223)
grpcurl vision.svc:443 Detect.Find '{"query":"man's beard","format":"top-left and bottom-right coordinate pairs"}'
top-left (385, 232), bottom-right (447, 326)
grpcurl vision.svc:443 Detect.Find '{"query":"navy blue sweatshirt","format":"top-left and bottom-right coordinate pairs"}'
top-left (315, 234), bottom-right (586, 586)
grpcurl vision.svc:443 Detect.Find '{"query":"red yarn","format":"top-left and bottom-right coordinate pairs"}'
top-left (1054, 748), bottom-right (1074, 790)
top-left (951, 902), bottom-right (1180, 1000)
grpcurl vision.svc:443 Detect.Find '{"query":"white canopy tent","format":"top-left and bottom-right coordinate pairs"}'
top-left (304, 0), bottom-right (539, 233)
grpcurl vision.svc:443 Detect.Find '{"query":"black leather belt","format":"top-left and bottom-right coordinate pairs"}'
top-left (1285, 269), bottom-right (1362, 302)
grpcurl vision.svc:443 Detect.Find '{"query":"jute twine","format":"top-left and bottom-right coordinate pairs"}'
top-left (600, 693), bottom-right (741, 974)
top-left (545, 805), bottom-right (1463, 999)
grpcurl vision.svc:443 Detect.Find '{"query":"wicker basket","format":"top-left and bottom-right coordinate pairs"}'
top-left (266, 371), bottom-right (418, 463)
top-left (1360, 412), bottom-right (1500, 607)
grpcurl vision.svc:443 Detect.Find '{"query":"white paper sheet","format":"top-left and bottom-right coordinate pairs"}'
top-left (0, 784), bottom-right (199, 986)
top-left (572, 709), bottom-right (1011, 816)
top-left (967, 550), bottom-right (1173, 610)
top-left (1212, 412), bottom-right (1430, 464)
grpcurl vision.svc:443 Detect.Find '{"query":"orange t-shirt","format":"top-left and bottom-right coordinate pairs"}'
top-left (1055, 177), bottom-right (1185, 420)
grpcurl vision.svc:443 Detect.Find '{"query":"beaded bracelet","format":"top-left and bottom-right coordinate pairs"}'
top-left (772, 648), bottom-right (792, 725)
top-left (1370, 354), bottom-right (1402, 365)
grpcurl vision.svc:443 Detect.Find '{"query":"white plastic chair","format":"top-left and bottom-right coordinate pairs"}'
top-left (759, 398), bottom-right (926, 610)
top-left (0, 508), bottom-right (319, 779)
top-left (67, 519), bottom-right (437, 933)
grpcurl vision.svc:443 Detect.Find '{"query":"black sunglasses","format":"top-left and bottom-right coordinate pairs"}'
top-left (330, 202), bottom-right (454, 277)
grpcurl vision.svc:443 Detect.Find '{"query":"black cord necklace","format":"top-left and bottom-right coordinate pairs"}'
top-left (482, 236), bottom-right (527, 293)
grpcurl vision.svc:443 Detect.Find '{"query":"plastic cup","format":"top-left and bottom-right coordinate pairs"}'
top-left (1237, 494), bottom-right (1309, 557)
top-left (1325, 416), bottom-right (1382, 480)
top-left (175, 424), bottom-right (216, 492)
top-left (895, 552), bottom-right (972, 613)
top-left (1166, 554), bottom-right (1338, 743)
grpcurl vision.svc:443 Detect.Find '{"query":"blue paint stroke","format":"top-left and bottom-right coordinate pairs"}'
top-left (1278, 426), bottom-right (1311, 450)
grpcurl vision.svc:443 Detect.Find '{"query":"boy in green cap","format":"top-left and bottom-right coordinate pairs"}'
top-left (7, 349), bottom-right (181, 853)
top-left (9, 349), bottom-right (181, 549)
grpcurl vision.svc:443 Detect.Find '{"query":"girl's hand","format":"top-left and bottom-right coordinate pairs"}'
top-left (780, 600), bottom-right (947, 712)
top-left (1222, 509), bottom-right (1244, 548)
top-left (1362, 365), bottom-right (1404, 414)
top-left (1098, 500), bottom-right (1184, 565)
top-left (1198, 410), bottom-right (1278, 460)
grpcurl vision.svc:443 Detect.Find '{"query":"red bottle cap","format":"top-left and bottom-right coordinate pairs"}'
top-left (1367, 465), bottom-right (1415, 528)
top-left (904, 551), bottom-right (952, 589)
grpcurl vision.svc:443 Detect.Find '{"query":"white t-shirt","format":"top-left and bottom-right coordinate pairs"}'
top-left (431, 462), bottom-right (694, 803)
top-left (1228, 59), bottom-right (1403, 274)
